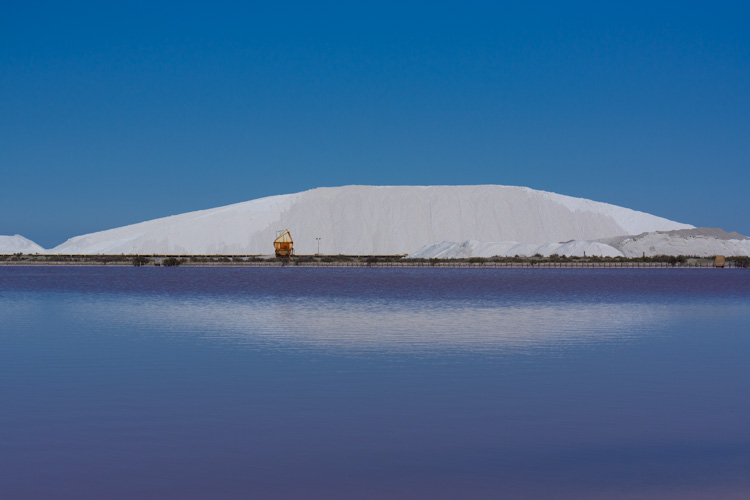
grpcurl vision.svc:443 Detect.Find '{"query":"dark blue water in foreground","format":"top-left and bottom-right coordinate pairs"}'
top-left (1, 267), bottom-right (749, 499)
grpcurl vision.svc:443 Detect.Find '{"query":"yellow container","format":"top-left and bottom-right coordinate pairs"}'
top-left (274, 230), bottom-right (294, 258)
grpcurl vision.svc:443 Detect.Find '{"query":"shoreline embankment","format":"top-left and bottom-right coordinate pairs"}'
top-left (1, 254), bottom-right (746, 269)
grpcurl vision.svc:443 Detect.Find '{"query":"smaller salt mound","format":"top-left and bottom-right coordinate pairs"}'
top-left (408, 240), bottom-right (623, 259)
top-left (0, 235), bottom-right (47, 254)
top-left (601, 228), bottom-right (750, 257)
top-left (537, 241), bottom-right (624, 258)
top-left (409, 227), bottom-right (750, 259)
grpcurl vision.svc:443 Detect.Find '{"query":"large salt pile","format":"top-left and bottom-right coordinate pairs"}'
top-left (49, 185), bottom-right (691, 255)
top-left (0, 235), bottom-right (46, 254)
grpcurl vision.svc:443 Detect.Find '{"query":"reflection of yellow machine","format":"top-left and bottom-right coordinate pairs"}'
top-left (274, 230), bottom-right (294, 258)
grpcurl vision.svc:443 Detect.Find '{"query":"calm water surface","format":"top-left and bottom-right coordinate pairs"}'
top-left (1, 267), bottom-right (749, 499)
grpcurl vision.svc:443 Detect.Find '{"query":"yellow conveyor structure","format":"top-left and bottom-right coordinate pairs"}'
top-left (274, 230), bottom-right (294, 258)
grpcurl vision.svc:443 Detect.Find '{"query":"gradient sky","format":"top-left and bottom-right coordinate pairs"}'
top-left (2, 1), bottom-right (749, 248)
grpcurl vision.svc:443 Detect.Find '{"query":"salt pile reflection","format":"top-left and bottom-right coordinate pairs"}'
top-left (71, 294), bottom-right (683, 353)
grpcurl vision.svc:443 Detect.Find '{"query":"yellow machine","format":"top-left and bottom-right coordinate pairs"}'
top-left (274, 230), bottom-right (294, 258)
top-left (715, 255), bottom-right (725, 268)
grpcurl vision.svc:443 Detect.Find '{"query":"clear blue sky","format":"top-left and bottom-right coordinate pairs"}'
top-left (2, 1), bottom-right (749, 248)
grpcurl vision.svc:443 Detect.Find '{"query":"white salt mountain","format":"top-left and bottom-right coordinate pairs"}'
top-left (409, 228), bottom-right (750, 259)
top-left (49, 185), bottom-right (693, 255)
top-left (0, 235), bottom-right (46, 255)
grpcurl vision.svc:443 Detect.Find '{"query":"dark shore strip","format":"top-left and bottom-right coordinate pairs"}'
top-left (1, 254), bottom-right (748, 268)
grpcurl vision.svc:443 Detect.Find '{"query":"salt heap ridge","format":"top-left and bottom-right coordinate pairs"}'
top-left (48, 185), bottom-right (692, 255)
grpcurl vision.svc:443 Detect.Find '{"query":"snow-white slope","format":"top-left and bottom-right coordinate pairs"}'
top-left (0, 235), bottom-right (46, 254)
top-left (50, 185), bottom-right (693, 255)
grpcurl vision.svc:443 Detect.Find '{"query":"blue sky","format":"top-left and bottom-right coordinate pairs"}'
top-left (2, 1), bottom-right (749, 247)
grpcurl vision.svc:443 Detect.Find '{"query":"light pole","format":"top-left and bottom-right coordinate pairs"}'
top-left (315, 237), bottom-right (321, 255)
